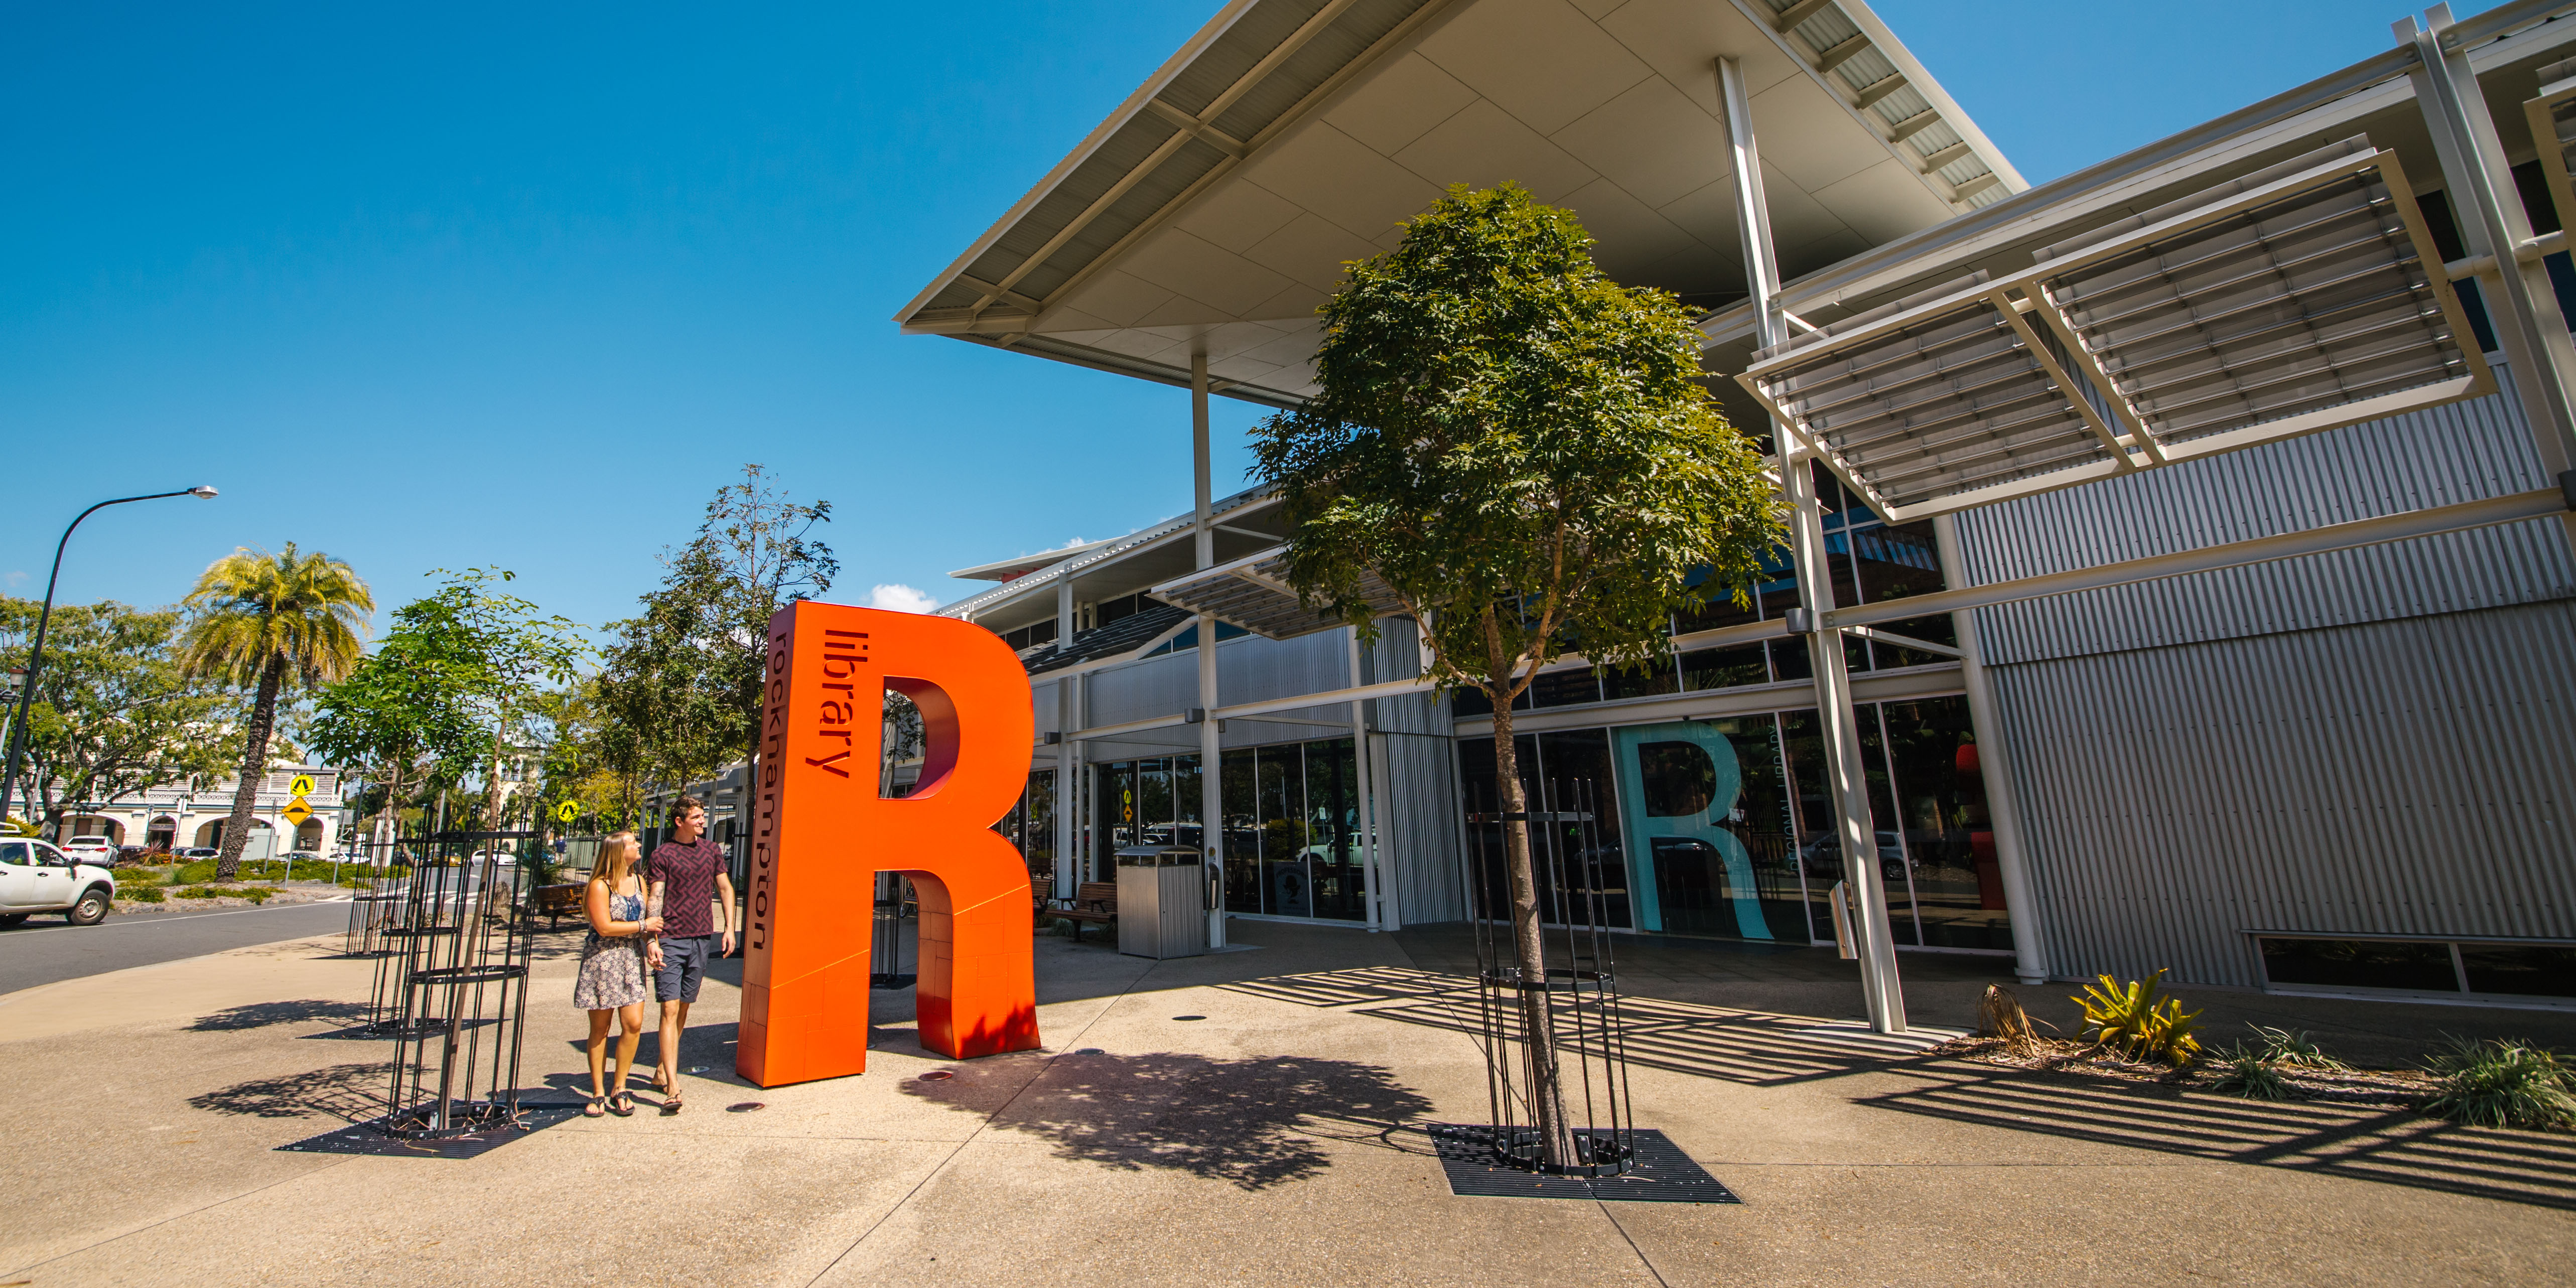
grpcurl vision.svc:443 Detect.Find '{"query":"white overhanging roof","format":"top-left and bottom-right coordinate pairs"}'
top-left (1146, 546), bottom-right (1408, 639)
top-left (896, 0), bottom-right (2023, 408)
top-left (1737, 137), bottom-right (2491, 521)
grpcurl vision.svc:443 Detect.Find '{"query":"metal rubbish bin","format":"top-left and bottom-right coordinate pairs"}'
top-left (1115, 845), bottom-right (1209, 959)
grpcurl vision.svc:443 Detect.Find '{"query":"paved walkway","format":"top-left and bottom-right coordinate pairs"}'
top-left (2, 921), bottom-right (2570, 1286)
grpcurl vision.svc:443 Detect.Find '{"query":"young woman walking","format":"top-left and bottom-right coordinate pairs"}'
top-left (574, 832), bottom-right (662, 1117)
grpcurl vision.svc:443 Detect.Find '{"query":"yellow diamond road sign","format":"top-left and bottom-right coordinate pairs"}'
top-left (556, 801), bottom-right (581, 823)
top-left (289, 774), bottom-right (316, 797)
top-left (281, 797), bottom-right (313, 826)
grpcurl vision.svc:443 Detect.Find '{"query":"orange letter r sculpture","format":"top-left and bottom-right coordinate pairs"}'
top-left (738, 602), bottom-right (1041, 1088)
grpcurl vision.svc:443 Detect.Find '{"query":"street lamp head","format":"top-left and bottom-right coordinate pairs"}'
top-left (188, 486), bottom-right (218, 499)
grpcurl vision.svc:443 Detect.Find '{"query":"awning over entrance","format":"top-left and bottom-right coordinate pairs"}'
top-left (1147, 545), bottom-right (1406, 639)
top-left (896, 0), bottom-right (2021, 408)
top-left (1736, 137), bottom-right (2491, 520)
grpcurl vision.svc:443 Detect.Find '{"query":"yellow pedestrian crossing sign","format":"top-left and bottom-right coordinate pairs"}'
top-left (289, 774), bottom-right (315, 797)
top-left (281, 797), bottom-right (313, 825)
top-left (555, 801), bottom-right (581, 823)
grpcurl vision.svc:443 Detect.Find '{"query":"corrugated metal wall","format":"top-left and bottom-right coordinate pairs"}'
top-left (1954, 369), bottom-right (2576, 986)
top-left (1993, 604), bottom-right (2576, 986)
top-left (1362, 618), bottom-right (1466, 924)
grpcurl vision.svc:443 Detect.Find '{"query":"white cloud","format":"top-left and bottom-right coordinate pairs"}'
top-left (868, 583), bottom-right (939, 614)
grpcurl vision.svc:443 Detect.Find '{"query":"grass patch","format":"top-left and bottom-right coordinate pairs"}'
top-left (2424, 1037), bottom-right (2576, 1129)
top-left (119, 887), bottom-right (167, 904)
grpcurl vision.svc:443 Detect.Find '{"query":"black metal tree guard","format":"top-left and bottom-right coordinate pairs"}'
top-left (1456, 777), bottom-right (1639, 1177)
top-left (1430, 776), bottom-right (1737, 1203)
top-left (377, 831), bottom-right (534, 1138)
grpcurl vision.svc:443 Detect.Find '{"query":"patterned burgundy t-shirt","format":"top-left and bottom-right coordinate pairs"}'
top-left (648, 836), bottom-right (726, 938)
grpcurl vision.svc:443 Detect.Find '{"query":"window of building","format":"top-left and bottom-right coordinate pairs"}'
top-left (999, 619), bottom-right (1060, 651)
top-left (2256, 935), bottom-right (2576, 1000)
top-left (1140, 620), bottom-right (1250, 656)
top-left (1456, 695), bottom-right (2009, 953)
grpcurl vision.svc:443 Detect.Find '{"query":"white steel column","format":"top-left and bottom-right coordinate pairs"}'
top-left (1934, 514), bottom-right (2048, 985)
top-left (1346, 626), bottom-right (1382, 929)
top-left (1193, 346), bottom-right (1228, 948)
top-left (1054, 568), bottom-right (1077, 900)
top-left (1720, 55), bottom-right (1906, 1033)
top-left (2403, 5), bottom-right (2576, 557)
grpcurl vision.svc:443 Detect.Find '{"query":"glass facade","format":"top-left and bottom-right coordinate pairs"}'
top-left (993, 770), bottom-right (1056, 891)
top-left (1454, 695), bottom-right (2010, 953)
top-left (1449, 468), bottom-right (1956, 719)
top-left (1014, 737), bottom-right (1369, 923)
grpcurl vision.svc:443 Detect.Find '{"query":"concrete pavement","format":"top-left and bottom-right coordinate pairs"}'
top-left (1, 921), bottom-right (2571, 1285)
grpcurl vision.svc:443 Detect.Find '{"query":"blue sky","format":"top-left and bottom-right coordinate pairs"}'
top-left (0, 1), bottom-right (2471, 636)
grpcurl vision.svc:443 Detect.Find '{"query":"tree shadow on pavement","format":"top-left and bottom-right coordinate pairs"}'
top-left (902, 1051), bottom-right (1434, 1191)
top-left (188, 999), bottom-right (372, 1032)
top-left (188, 1062), bottom-right (389, 1121)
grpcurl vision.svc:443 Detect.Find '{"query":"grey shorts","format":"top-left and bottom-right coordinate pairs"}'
top-left (654, 935), bottom-right (713, 1004)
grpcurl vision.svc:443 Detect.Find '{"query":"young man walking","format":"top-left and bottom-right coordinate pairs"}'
top-left (647, 794), bottom-right (736, 1113)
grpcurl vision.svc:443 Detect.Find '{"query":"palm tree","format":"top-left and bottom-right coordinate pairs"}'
top-left (179, 544), bottom-right (373, 880)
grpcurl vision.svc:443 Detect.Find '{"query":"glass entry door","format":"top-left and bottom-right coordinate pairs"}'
top-left (1612, 720), bottom-right (1802, 941)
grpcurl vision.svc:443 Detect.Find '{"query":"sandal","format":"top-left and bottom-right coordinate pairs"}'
top-left (582, 1096), bottom-right (605, 1118)
top-left (662, 1087), bottom-right (684, 1115)
top-left (608, 1091), bottom-right (635, 1117)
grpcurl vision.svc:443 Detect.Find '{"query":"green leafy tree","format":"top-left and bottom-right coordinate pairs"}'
top-left (405, 567), bottom-right (586, 837)
top-left (0, 598), bottom-right (233, 838)
top-left (178, 545), bottom-right (374, 880)
top-left (1251, 185), bottom-right (1780, 1165)
top-left (308, 606), bottom-right (490, 855)
top-left (597, 464), bottom-right (835, 806)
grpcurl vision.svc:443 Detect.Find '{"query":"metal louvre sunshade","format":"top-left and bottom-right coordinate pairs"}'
top-left (1147, 546), bottom-right (1404, 640)
top-left (1739, 136), bottom-right (2490, 522)
top-left (2523, 57), bottom-right (2576, 241)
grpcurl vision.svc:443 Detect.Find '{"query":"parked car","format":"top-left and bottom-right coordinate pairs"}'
top-left (0, 837), bottom-right (117, 926)
top-left (60, 835), bottom-right (116, 863)
top-left (180, 847), bottom-right (219, 860)
top-left (467, 850), bottom-right (518, 868)
top-left (1796, 830), bottom-right (1914, 883)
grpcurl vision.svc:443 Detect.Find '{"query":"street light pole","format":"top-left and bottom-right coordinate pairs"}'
top-left (0, 486), bottom-right (219, 830)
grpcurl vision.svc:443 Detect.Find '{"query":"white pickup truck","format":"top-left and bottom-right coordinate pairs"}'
top-left (0, 838), bottom-right (117, 926)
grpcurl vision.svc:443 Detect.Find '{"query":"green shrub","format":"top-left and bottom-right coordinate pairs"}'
top-left (172, 885), bottom-right (272, 904)
top-left (2074, 968), bottom-right (2203, 1066)
top-left (119, 887), bottom-right (166, 904)
top-left (174, 860), bottom-right (218, 884)
top-left (2245, 1025), bottom-right (2346, 1070)
top-left (2211, 1047), bottom-right (2293, 1100)
top-left (2424, 1037), bottom-right (2576, 1129)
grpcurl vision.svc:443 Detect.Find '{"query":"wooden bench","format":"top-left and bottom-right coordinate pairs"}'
top-left (532, 883), bottom-right (586, 930)
top-left (1047, 882), bottom-right (1118, 942)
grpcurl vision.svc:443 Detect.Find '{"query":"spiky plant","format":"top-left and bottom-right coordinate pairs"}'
top-left (2073, 968), bottom-right (2203, 1066)
top-left (2423, 1037), bottom-right (2576, 1130)
top-left (2245, 1025), bottom-right (2346, 1070)
top-left (2211, 1046), bottom-right (2294, 1100)
top-left (179, 544), bottom-right (372, 880)
top-left (1976, 984), bottom-right (2053, 1056)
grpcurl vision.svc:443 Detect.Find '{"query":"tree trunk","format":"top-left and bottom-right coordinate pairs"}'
top-left (1487, 697), bottom-right (1572, 1169)
top-left (214, 657), bottom-right (286, 881)
top-left (484, 717), bottom-right (507, 838)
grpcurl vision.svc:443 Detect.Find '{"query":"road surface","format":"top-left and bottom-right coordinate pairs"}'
top-left (0, 898), bottom-right (351, 997)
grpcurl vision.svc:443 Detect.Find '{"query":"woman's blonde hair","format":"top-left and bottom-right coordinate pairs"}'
top-left (592, 832), bottom-right (639, 890)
